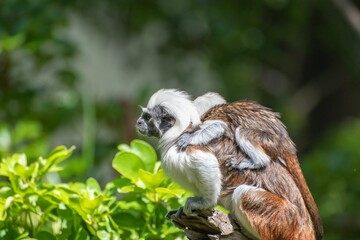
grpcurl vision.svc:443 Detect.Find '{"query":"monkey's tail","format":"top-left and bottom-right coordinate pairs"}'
top-left (286, 154), bottom-right (324, 240)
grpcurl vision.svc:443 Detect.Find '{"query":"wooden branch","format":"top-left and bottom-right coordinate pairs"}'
top-left (167, 209), bottom-right (250, 240)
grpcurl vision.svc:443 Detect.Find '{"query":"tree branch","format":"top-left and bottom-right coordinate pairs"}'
top-left (167, 209), bottom-right (250, 240)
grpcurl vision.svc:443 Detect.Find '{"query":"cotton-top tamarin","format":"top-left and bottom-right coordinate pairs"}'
top-left (136, 89), bottom-right (323, 240)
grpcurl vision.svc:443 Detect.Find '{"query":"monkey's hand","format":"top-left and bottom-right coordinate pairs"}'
top-left (226, 158), bottom-right (267, 171)
top-left (176, 132), bottom-right (192, 151)
top-left (184, 197), bottom-right (214, 215)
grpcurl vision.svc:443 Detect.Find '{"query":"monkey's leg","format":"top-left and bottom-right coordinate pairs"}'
top-left (183, 149), bottom-right (222, 215)
top-left (233, 128), bottom-right (271, 170)
top-left (232, 185), bottom-right (315, 240)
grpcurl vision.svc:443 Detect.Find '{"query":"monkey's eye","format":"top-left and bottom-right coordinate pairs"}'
top-left (143, 113), bottom-right (151, 121)
top-left (162, 115), bottom-right (173, 122)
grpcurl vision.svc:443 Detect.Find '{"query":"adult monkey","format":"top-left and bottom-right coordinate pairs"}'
top-left (137, 89), bottom-right (323, 240)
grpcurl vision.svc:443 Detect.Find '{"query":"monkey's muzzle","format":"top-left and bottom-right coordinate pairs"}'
top-left (136, 118), bottom-right (160, 138)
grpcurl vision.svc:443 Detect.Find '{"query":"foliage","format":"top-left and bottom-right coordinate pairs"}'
top-left (0, 121), bottom-right (48, 161)
top-left (1, 0), bottom-right (360, 239)
top-left (303, 120), bottom-right (360, 240)
top-left (0, 140), bottom-right (186, 239)
top-left (111, 140), bottom-right (187, 239)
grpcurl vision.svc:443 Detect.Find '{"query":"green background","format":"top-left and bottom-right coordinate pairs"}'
top-left (1, 0), bottom-right (359, 239)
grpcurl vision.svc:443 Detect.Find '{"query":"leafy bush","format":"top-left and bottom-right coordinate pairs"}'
top-left (0, 140), bottom-right (187, 240)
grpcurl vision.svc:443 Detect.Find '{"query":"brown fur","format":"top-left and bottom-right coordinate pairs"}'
top-left (198, 100), bottom-right (323, 240)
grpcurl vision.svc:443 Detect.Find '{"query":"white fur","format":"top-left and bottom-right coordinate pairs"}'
top-left (232, 185), bottom-right (264, 240)
top-left (162, 145), bottom-right (222, 211)
top-left (188, 120), bottom-right (227, 145)
top-left (235, 127), bottom-right (271, 169)
top-left (146, 89), bottom-right (201, 148)
top-left (194, 92), bottom-right (226, 116)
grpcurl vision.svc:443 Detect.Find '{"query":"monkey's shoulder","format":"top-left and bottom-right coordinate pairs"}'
top-left (202, 100), bottom-right (278, 119)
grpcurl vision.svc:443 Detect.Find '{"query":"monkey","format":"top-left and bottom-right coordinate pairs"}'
top-left (137, 89), bottom-right (223, 214)
top-left (136, 89), bottom-right (323, 240)
top-left (193, 92), bottom-right (227, 116)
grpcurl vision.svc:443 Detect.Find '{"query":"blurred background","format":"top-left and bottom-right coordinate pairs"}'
top-left (0, 0), bottom-right (359, 239)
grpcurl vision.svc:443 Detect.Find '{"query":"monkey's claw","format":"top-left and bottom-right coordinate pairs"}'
top-left (226, 158), bottom-right (261, 171)
top-left (225, 159), bottom-right (238, 171)
top-left (166, 207), bottom-right (184, 219)
top-left (183, 197), bottom-right (206, 216)
top-left (176, 133), bottom-right (191, 151)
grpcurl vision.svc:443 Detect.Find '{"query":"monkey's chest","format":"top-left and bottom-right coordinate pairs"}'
top-left (161, 147), bottom-right (201, 195)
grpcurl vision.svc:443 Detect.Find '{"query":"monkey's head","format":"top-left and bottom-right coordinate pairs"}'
top-left (136, 89), bottom-right (201, 146)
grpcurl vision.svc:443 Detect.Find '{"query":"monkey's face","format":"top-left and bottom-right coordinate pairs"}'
top-left (136, 106), bottom-right (175, 138)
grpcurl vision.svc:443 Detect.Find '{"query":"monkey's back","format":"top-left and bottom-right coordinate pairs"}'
top-left (200, 100), bottom-right (323, 239)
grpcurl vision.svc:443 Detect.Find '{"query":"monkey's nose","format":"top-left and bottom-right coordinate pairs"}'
top-left (137, 120), bottom-right (143, 126)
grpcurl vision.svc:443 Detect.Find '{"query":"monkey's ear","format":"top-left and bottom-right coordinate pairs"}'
top-left (138, 105), bottom-right (147, 112)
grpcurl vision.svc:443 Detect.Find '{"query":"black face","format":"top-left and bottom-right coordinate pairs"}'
top-left (136, 106), bottom-right (175, 138)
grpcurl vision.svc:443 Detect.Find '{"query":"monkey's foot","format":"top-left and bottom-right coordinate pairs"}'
top-left (226, 158), bottom-right (263, 171)
top-left (166, 207), bottom-right (184, 219)
top-left (184, 197), bottom-right (212, 215)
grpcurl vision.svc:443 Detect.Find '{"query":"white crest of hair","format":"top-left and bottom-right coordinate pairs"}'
top-left (193, 92), bottom-right (226, 116)
top-left (147, 89), bottom-right (201, 148)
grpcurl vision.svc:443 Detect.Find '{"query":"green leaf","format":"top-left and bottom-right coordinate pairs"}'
top-left (112, 212), bottom-right (144, 229)
top-left (117, 185), bottom-right (136, 193)
top-left (155, 186), bottom-right (186, 200)
top-left (0, 204), bottom-right (7, 221)
top-left (75, 227), bottom-right (90, 240)
top-left (14, 163), bottom-right (29, 178)
top-left (112, 178), bottom-right (132, 188)
top-left (97, 230), bottom-right (110, 240)
top-left (80, 195), bottom-right (103, 213)
top-left (129, 140), bottom-right (157, 172)
top-left (45, 146), bottom-right (75, 168)
top-left (0, 185), bottom-right (13, 198)
top-left (35, 231), bottom-right (56, 240)
top-left (138, 169), bottom-right (165, 190)
top-left (117, 140), bottom-right (157, 172)
top-left (117, 144), bottom-right (131, 152)
top-left (86, 178), bottom-right (101, 194)
top-left (112, 152), bottom-right (144, 182)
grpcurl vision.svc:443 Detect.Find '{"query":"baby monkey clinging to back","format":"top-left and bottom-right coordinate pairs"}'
top-left (136, 89), bottom-right (323, 240)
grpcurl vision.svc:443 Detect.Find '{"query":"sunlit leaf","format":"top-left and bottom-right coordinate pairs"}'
top-left (97, 230), bottom-right (110, 240)
top-left (139, 169), bottom-right (165, 190)
top-left (80, 195), bottom-right (103, 213)
top-left (129, 140), bottom-right (157, 172)
top-left (117, 185), bottom-right (135, 193)
top-left (0, 204), bottom-right (7, 221)
top-left (112, 152), bottom-right (144, 182)
top-left (45, 146), bottom-right (75, 169)
top-left (86, 178), bottom-right (101, 194)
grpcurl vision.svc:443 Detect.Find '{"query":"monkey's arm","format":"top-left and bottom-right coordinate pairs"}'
top-left (176, 120), bottom-right (227, 150)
